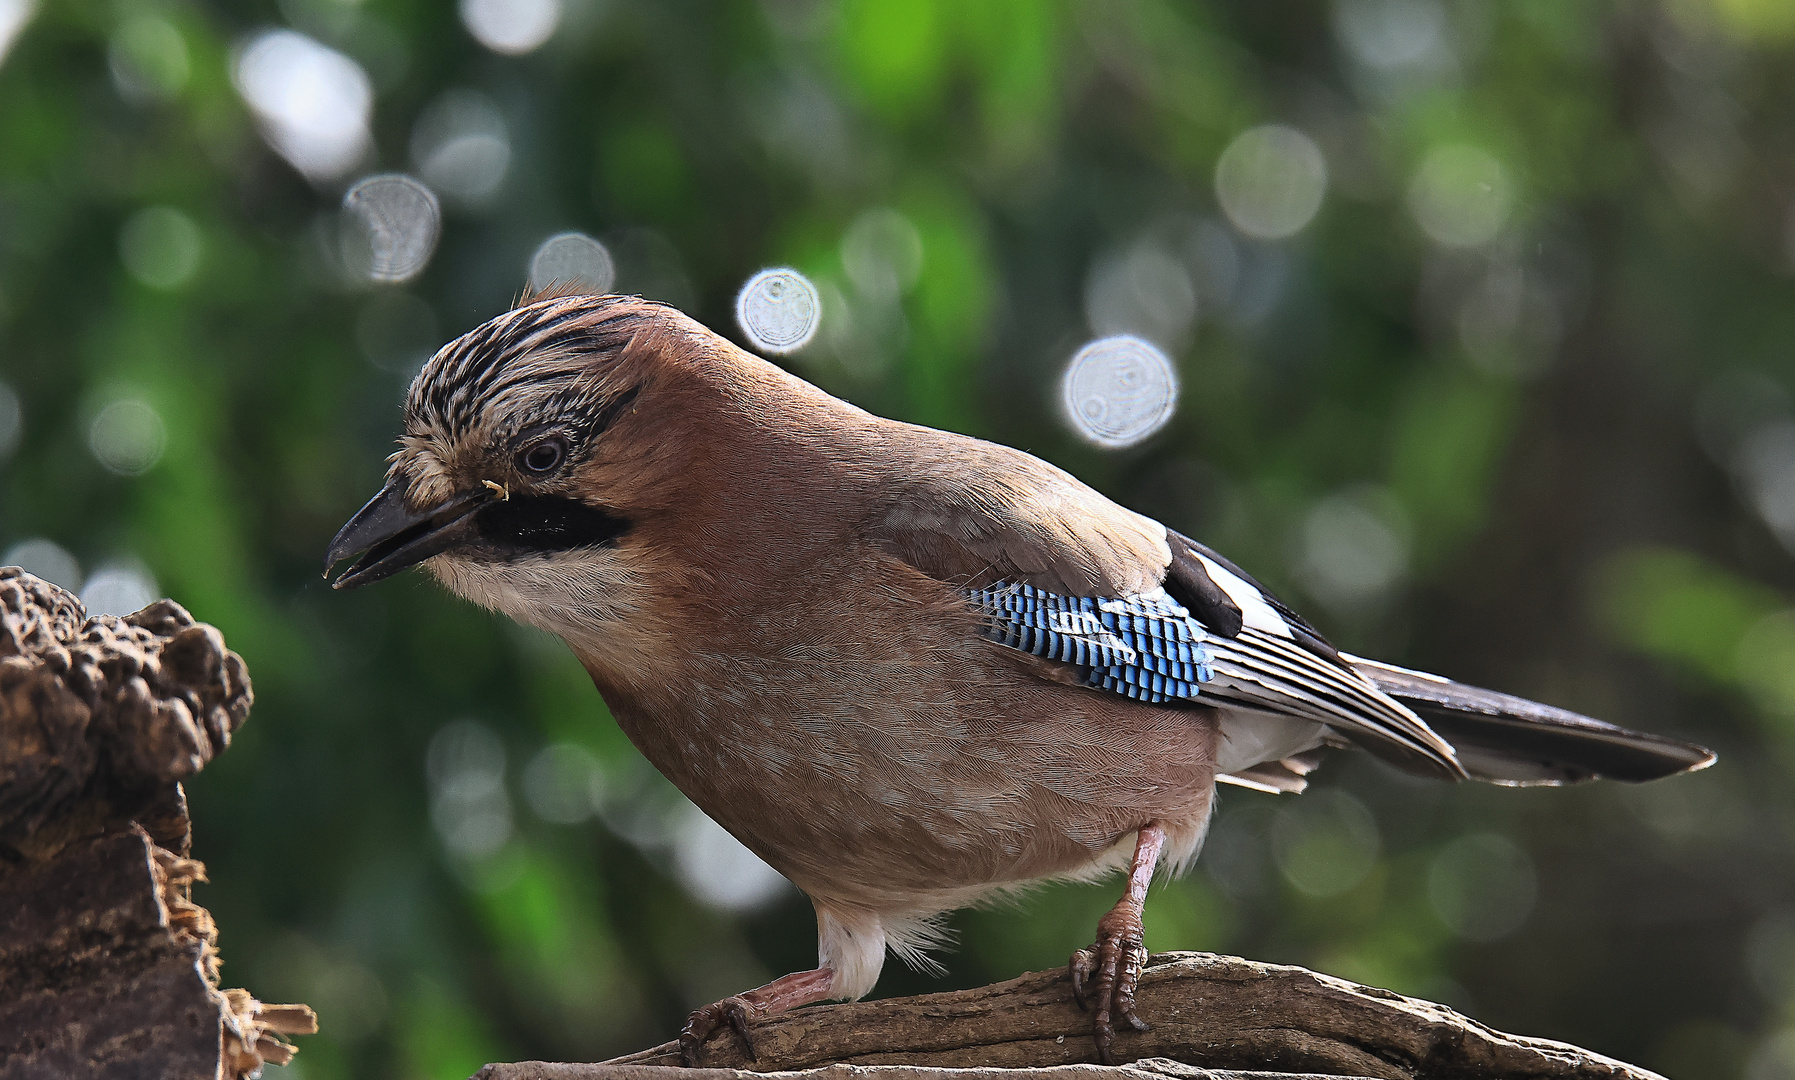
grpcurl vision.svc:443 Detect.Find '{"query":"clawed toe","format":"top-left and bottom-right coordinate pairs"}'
top-left (679, 996), bottom-right (758, 1066)
top-left (1070, 945), bottom-right (1096, 1010)
top-left (1066, 914), bottom-right (1150, 1064)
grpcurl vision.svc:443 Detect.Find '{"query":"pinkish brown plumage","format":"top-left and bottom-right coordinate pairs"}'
top-left (326, 294), bottom-right (1714, 1064)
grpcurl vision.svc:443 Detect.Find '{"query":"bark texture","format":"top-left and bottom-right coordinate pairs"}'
top-left (0, 568), bottom-right (315, 1080)
top-left (477, 1062), bottom-right (1378, 1080)
top-left (506, 952), bottom-right (1663, 1080)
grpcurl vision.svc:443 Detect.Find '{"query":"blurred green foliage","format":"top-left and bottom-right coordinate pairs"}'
top-left (3, 2), bottom-right (1795, 1078)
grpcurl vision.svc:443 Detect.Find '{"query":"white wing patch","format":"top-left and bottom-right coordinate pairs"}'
top-left (1192, 552), bottom-right (1294, 638)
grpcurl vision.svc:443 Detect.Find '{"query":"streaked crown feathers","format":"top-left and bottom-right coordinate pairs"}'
top-left (388, 293), bottom-right (673, 504)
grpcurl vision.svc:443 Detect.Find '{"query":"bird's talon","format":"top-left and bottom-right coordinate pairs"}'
top-left (1069, 946), bottom-right (1096, 1010)
top-left (727, 1000), bottom-right (759, 1061)
top-left (679, 995), bottom-right (756, 1066)
top-left (1073, 914), bottom-right (1149, 1064)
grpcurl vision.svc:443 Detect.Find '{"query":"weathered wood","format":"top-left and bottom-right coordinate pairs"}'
top-left (476, 1061), bottom-right (1375, 1080)
top-left (578, 953), bottom-right (1661, 1080)
top-left (0, 829), bottom-right (224, 1078)
top-left (0, 568), bottom-right (315, 1080)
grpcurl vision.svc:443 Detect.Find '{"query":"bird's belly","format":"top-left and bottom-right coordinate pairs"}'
top-left (601, 638), bottom-right (1219, 911)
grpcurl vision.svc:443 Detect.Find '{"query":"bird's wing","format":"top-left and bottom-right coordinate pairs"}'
top-left (867, 441), bottom-right (1465, 780)
top-left (1348, 655), bottom-right (1716, 784)
top-left (866, 429), bottom-right (1173, 596)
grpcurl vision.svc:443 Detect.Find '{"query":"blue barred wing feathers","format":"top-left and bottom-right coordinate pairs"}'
top-left (966, 582), bottom-right (1214, 704)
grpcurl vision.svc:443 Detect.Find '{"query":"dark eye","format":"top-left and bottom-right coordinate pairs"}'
top-left (518, 438), bottom-right (566, 475)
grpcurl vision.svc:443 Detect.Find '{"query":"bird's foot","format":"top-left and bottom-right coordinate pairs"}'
top-left (679, 995), bottom-right (758, 1066)
top-left (1069, 903), bottom-right (1151, 1065)
top-left (677, 966), bottom-right (835, 1066)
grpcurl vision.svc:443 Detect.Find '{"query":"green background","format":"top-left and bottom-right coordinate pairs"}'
top-left (2, 2), bottom-right (1792, 1077)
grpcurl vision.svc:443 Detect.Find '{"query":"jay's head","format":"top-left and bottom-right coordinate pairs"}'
top-left (324, 293), bottom-right (707, 642)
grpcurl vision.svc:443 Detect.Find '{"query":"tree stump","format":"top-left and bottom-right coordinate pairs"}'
top-left (0, 568), bottom-right (315, 1079)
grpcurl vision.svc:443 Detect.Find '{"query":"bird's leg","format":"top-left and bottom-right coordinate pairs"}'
top-left (678, 966), bottom-right (835, 1065)
top-left (1069, 821), bottom-right (1165, 1065)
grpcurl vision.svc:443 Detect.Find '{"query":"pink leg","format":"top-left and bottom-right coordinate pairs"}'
top-left (679, 966), bottom-right (835, 1065)
top-left (1069, 822), bottom-right (1166, 1064)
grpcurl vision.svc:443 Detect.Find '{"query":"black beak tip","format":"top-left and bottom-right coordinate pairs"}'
top-left (322, 481), bottom-right (488, 595)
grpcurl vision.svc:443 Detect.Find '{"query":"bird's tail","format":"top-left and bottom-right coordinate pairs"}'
top-left (1344, 655), bottom-right (1716, 786)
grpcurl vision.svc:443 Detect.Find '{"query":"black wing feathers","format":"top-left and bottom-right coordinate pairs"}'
top-left (1162, 541), bottom-right (1243, 637)
top-left (1164, 529), bottom-right (1343, 664)
top-left (1351, 657), bottom-right (1716, 783)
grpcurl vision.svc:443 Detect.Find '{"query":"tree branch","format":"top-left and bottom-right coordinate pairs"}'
top-left (475, 952), bottom-right (1663, 1080)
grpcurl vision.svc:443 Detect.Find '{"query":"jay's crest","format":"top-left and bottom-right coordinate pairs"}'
top-left (392, 294), bottom-right (665, 506)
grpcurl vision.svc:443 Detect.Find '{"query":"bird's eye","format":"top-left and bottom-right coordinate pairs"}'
top-left (518, 438), bottom-right (566, 475)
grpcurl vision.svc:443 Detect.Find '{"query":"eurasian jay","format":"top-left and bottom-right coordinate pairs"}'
top-left (325, 293), bottom-right (1714, 1064)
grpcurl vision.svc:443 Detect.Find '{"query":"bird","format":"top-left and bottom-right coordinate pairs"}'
top-left (324, 292), bottom-right (1715, 1065)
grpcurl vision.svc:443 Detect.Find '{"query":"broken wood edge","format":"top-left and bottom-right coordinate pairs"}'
top-left (151, 828), bottom-right (320, 1072)
top-left (541, 952), bottom-right (1665, 1080)
top-left (0, 823), bottom-right (318, 1078)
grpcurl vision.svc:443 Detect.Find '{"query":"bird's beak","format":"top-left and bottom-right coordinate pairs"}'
top-left (324, 481), bottom-right (489, 590)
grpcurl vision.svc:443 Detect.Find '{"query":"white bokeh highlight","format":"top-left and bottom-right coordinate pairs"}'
top-left (1408, 144), bottom-right (1513, 247)
top-left (671, 803), bottom-right (792, 913)
top-left (0, 0), bottom-right (34, 69)
top-left (1214, 125), bottom-right (1329, 241)
top-left (81, 561), bottom-right (159, 616)
top-left (1084, 241), bottom-right (1198, 350)
top-left (3, 539), bottom-right (79, 591)
top-left (342, 174), bottom-right (441, 284)
top-left (529, 232), bottom-right (616, 294)
top-left (1060, 336), bottom-right (1178, 449)
top-left (840, 207), bottom-right (924, 301)
top-left (1735, 421), bottom-right (1795, 554)
top-left (427, 720), bottom-right (514, 861)
top-left (412, 89), bottom-right (511, 206)
top-left (1296, 487), bottom-right (1411, 612)
top-left (1333, 0), bottom-right (1449, 70)
top-left (233, 30), bottom-right (372, 182)
top-left (460, 0), bottom-right (561, 55)
top-left (89, 399), bottom-right (167, 476)
top-left (736, 268), bottom-right (821, 354)
top-left (521, 742), bottom-right (603, 824)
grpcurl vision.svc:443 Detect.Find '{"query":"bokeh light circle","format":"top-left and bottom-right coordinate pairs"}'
top-left (735, 267), bottom-right (820, 354)
top-left (460, 0), bottom-right (560, 55)
top-left (81, 562), bottom-right (159, 616)
top-left (1214, 124), bottom-right (1329, 240)
top-left (528, 231), bottom-right (615, 294)
top-left (1427, 832), bottom-right (1538, 942)
top-left (342, 174), bottom-right (441, 284)
top-left (119, 206), bottom-right (203, 291)
top-left (88, 399), bottom-right (166, 476)
top-left (3, 539), bottom-right (81, 591)
top-left (1408, 144), bottom-right (1513, 248)
top-left (412, 89), bottom-right (510, 206)
top-left (232, 29), bottom-right (372, 182)
top-left (672, 804), bottom-right (791, 913)
top-left (1060, 335), bottom-right (1179, 449)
